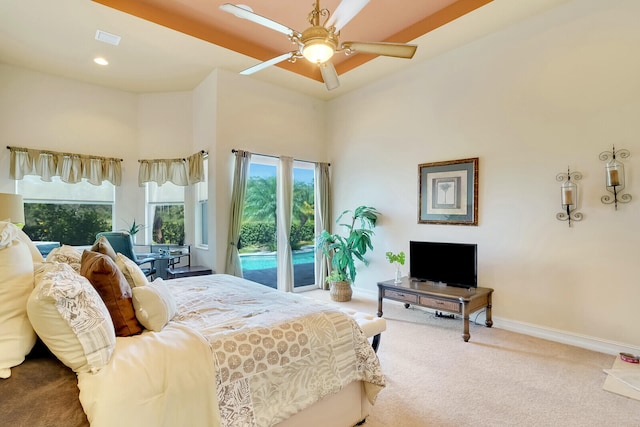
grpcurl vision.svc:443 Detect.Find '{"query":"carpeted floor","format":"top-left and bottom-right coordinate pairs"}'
top-left (304, 288), bottom-right (640, 427)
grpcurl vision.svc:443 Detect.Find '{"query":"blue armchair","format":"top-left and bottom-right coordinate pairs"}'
top-left (95, 232), bottom-right (157, 277)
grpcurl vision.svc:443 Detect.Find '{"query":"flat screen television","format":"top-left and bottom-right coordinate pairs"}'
top-left (409, 241), bottom-right (477, 288)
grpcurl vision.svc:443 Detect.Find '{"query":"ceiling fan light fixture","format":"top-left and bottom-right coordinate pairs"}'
top-left (221, 0), bottom-right (417, 91)
top-left (300, 26), bottom-right (337, 64)
top-left (302, 41), bottom-right (334, 64)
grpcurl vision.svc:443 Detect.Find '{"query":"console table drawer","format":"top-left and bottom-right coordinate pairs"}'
top-left (419, 296), bottom-right (461, 313)
top-left (384, 289), bottom-right (418, 304)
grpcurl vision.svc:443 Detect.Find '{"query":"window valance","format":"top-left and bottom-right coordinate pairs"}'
top-left (138, 150), bottom-right (208, 187)
top-left (7, 146), bottom-right (122, 186)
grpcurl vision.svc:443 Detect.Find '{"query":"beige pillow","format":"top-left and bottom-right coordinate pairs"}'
top-left (46, 245), bottom-right (82, 272)
top-left (131, 279), bottom-right (177, 332)
top-left (91, 235), bottom-right (117, 261)
top-left (27, 262), bottom-right (116, 373)
top-left (0, 221), bottom-right (37, 379)
top-left (115, 253), bottom-right (149, 288)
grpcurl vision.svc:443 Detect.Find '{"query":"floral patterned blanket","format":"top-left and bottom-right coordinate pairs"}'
top-left (78, 274), bottom-right (384, 427)
top-left (168, 274), bottom-right (385, 427)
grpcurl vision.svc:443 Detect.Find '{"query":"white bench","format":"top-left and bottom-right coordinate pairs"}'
top-left (340, 308), bottom-right (387, 353)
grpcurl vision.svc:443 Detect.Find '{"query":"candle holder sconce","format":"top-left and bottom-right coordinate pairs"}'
top-left (599, 146), bottom-right (631, 210)
top-left (556, 167), bottom-right (583, 227)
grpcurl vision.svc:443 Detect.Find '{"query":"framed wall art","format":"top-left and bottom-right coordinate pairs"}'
top-left (418, 157), bottom-right (478, 225)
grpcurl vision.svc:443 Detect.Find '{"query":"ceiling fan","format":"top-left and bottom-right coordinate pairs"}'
top-left (220, 1), bottom-right (418, 90)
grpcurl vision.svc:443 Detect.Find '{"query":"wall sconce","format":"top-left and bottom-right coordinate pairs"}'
top-left (556, 167), bottom-right (583, 227)
top-left (599, 145), bottom-right (631, 210)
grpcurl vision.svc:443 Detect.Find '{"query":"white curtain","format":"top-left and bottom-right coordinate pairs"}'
top-left (8, 146), bottom-right (122, 186)
top-left (137, 151), bottom-right (207, 187)
top-left (225, 150), bottom-right (251, 277)
top-left (276, 156), bottom-right (294, 292)
top-left (314, 162), bottom-right (331, 290)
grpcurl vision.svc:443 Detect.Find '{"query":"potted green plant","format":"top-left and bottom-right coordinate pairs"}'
top-left (127, 219), bottom-right (144, 235)
top-left (121, 219), bottom-right (145, 241)
top-left (316, 205), bottom-right (379, 301)
top-left (385, 251), bottom-right (405, 284)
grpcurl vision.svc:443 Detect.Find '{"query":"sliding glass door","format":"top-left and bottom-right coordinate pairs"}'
top-left (239, 155), bottom-right (315, 290)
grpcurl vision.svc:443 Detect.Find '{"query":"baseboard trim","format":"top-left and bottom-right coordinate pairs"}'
top-left (490, 317), bottom-right (639, 356)
top-left (353, 287), bottom-right (639, 355)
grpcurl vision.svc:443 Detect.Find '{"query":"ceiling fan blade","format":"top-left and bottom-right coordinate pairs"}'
top-left (220, 4), bottom-right (296, 37)
top-left (320, 62), bottom-right (340, 91)
top-left (341, 42), bottom-right (418, 59)
top-left (240, 52), bottom-right (296, 75)
top-left (326, 0), bottom-right (370, 32)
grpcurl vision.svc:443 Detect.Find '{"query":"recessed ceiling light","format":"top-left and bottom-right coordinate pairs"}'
top-left (94, 57), bottom-right (109, 66)
top-left (95, 29), bottom-right (121, 46)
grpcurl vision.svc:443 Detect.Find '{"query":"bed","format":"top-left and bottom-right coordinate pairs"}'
top-left (0, 221), bottom-right (385, 427)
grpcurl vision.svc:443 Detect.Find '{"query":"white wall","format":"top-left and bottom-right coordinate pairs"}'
top-left (0, 63), bottom-right (140, 229)
top-left (0, 64), bottom-right (327, 276)
top-left (0, 64), bottom-right (197, 245)
top-left (327, 0), bottom-right (640, 351)
top-left (213, 70), bottom-right (327, 273)
top-left (136, 91), bottom-right (193, 244)
top-left (191, 70), bottom-right (219, 268)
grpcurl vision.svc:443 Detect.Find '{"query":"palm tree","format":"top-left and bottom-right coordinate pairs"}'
top-left (293, 181), bottom-right (314, 226)
top-left (243, 176), bottom-right (277, 222)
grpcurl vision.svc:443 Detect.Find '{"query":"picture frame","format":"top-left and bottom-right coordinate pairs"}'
top-left (418, 157), bottom-right (478, 225)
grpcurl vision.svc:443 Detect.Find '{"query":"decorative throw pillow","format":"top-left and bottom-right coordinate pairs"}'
top-left (0, 221), bottom-right (37, 379)
top-left (91, 235), bottom-right (117, 261)
top-left (115, 253), bottom-right (149, 288)
top-left (80, 250), bottom-right (142, 337)
top-left (46, 245), bottom-right (82, 272)
top-left (27, 262), bottom-right (116, 373)
top-left (131, 279), bottom-right (177, 332)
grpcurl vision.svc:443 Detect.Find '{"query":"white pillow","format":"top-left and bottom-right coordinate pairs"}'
top-left (115, 253), bottom-right (149, 288)
top-left (27, 262), bottom-right (116, 373)
top-left (46, 245), bottom-right (82, 272)
top-left (0, 221), bottom-right (37, 379)
top-left (131, 279), bottom-right (177, 332)
top-left (15, 227), bottom-right (45, 264)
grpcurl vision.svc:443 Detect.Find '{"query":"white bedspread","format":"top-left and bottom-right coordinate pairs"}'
top-left (78, 322), bottom-right (220, 427)
top-left (77, 274), bottom-right (385, 427)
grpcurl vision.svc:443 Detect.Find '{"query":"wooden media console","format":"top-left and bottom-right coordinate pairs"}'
top-left (377, 278), bottom-right (493, 342)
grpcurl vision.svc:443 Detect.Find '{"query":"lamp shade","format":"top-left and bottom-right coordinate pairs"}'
top-left (0, 193), bottom-right (25, 225)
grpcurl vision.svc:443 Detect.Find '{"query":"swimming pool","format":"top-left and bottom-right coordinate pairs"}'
top-left (240, 250), bottom-right (315, 270)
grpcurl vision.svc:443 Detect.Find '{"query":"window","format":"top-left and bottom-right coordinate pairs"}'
top-left (18, 175), bottom-right (114, 245)
top-left (195, 160), bottom-right (208, 246)
top-left (146, 181), bottom-right (185, 245)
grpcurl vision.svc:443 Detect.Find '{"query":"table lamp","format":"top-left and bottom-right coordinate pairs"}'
top-left (0, 193), bottom-right (25, 228)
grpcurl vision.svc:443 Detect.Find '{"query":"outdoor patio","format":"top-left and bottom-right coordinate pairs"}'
top-left (241, 262), bottom-right (315, 289)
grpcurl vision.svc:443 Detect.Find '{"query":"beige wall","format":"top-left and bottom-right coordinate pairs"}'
top-left (0, 64), bottom-right (141, 231)
top-left (0, 64), bottom-right (326, 278)
top-left (212, 70), bottom-right (327, 272)
top-left (327, 0), bottom-right (640, 351)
